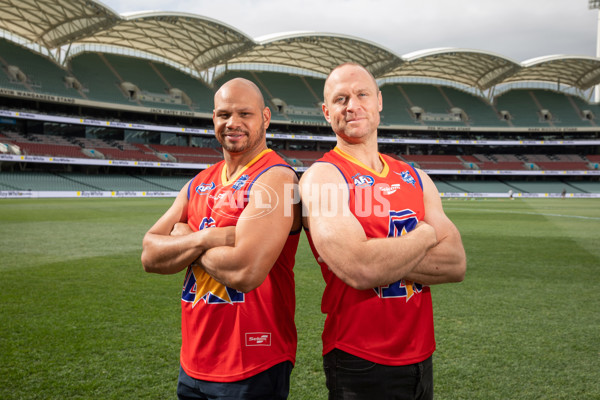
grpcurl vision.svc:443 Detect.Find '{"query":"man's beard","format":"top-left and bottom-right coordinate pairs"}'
top-left (219, 126), bottom-right (265, 154)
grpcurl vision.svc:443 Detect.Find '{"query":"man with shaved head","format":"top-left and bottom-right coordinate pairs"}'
top-left (142, 78), bottom-right (301, 399)
top-left (300, 63), bottom-right (466, 399)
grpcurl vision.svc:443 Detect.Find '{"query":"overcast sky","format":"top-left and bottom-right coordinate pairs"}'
top-left (100, 0), bottom-right (598, 62)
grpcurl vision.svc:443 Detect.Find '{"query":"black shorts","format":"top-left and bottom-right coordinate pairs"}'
top-left (323, 349), bottom-right (433, 400)
top-left (177, 361), bottom-right (293, 400)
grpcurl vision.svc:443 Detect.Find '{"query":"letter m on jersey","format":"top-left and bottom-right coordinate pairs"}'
top-left (376, 209), bottom-right (422, 301)
top-left (198, 217), bottom-right (216, 231)
top-left (388, 209), bottom-right (418, 238)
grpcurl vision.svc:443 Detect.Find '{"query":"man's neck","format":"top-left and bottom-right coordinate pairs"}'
top-left (222, 145), bottom-right (268, 180)
top-left (336, 135), bottom-right (383, 173)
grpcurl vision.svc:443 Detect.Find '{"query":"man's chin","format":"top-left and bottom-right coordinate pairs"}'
top-left (337, 129), bottom-right (369, 141)
top-left (222, 142), bottom-right (248, 153)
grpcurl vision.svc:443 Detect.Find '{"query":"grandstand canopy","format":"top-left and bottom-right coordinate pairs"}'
top-left (231, 32), bottom-right (402, 78)
top-left (1, 0), bottom-right (600, 93)
top-left (381, 48), bottom-right (522, 91)
top-left (503, 55), bottom-right (600, 90)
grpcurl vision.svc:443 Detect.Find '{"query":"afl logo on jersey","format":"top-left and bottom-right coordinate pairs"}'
top-left (195, 182), bottom-right (215, 194)
top-left (352, 173), bottom-right (375, 187)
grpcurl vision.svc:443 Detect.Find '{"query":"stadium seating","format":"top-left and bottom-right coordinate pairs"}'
top-left (214, 70), bottom-right (324, 123)
top-left (150, 61), bottom-right (215, 111)
top-left (401, 154), bottom-right (466, 169)
top-left (0, 38), bottom-right (81, 98)
top-left (531, 90), bottom-right (592, 127)
top-left (0, 170), bottom-right (196, 192)
top-left (0, 171), bottom-right (95, 191)
top-left (401, 84), bottom-right (448, 114)
top-left (60, 173), bottom-right (174, 191)
top-left (2, 37), bottom-right (597, 134)
top-left (567, 181), bottom-right (600, 193)
top-left (379, 84), bottom-right (421, 126)
top-left (534, 162), bottom-right (589, 170)
top-left (98, 54), bottom-right (197, 111)
top-left (434, 179), bottom-right (514, 193)
top-left (506, 180), bottom-right (582, 194)
top-left (253, 72), bottom-right (319, 108)
top-left (134, 174), bottom-right (192, 191)
top-left (1, 131), bottom-right (86, 158)
top-left (147, 144), bottom-right (223, 164)
top-left (278, 150), bottom-right (326, 167)
top-left (102, 54), bottom-right (166, 94)
top-left (440, 86), bottom-right (508, 127)
top-left (494, 89), bottom-right (546, 127)
top-left (491, 89), bottom-right (589, 128)
top-left (1, 36), bottom-right (598, 198)
top-left (68, 53), bottom-right (132, 105)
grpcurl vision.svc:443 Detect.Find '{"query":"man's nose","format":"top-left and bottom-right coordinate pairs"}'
top-left (346, 95), bottom-right (359, 111)
top-left (227, 114), bottom-right (241, 128)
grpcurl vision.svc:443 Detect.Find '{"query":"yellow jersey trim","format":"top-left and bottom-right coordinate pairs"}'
top-left (220, 148), bottom-right (272, 185)
top-left (333, 147), bottom-right (389, 178)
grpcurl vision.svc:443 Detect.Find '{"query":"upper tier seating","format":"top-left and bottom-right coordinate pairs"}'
top-left (1, 37), bottom-right (599, 131)
top-left (0, 38), bottom-right (82, 98)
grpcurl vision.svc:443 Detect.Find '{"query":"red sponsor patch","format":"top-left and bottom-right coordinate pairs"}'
top-left (245, 332), bottom-right (271, 346)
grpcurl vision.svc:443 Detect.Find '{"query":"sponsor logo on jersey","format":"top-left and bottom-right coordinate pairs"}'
top-left (380, 183), bottom-right (402, 195)
top-left (245, 332), bottom-right (272, 346)
top-left (352, 173), bottom-right (375, 187)
top-left (195, 182), bottom-right (215, 194)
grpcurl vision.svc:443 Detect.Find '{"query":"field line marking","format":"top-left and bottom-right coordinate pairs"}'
top-left (444, 207), bottom-right (600, 221)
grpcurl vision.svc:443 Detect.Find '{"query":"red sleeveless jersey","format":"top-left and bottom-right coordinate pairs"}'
top-left (306, 147), bottom-right (435, 366)
top-left (181, 149), bottom-right (299, 382)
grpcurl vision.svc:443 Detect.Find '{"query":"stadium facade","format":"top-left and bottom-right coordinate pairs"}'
top-left (0, 0), bottom-right (599, 198)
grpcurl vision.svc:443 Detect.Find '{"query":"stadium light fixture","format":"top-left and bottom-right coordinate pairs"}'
top-left (590, 0), bottom-right (600, 9)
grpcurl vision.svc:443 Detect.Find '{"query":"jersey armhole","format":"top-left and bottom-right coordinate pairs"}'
top-left (247, 163), bottom-right (296, 192)
top-left (186, 179), bottom-right (193, 200)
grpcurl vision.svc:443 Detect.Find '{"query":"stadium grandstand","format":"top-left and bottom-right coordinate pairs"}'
top-left (0, 0), bottom-right (599, 198)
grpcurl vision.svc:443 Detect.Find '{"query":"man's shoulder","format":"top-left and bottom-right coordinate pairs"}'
top-left (187, 161), bottom-right (224, 189)
top-left (300, 160), bottom-right (346, 186)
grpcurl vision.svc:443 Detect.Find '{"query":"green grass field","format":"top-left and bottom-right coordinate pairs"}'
top-left (1, 198), bottom-right (599, 399)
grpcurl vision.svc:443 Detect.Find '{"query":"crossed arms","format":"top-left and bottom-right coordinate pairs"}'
top-left (141, 166), bottom-right (299, 293)
top-left (300, 162), bottom-right (466, 290)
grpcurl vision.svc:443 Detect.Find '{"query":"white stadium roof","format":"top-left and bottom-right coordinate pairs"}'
top-left (1, 0), bottom-right (600, 92)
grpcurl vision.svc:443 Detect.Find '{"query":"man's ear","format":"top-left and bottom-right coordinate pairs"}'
top-left (322, 103), bottom-right (331, 123)
top-left (263, 107), bottom-right (271, 129)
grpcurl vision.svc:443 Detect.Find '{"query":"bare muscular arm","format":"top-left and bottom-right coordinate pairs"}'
top-left (141, 181), bottom-right (234, 275)
top-left (198, 167), bottom-right (300, 293)
top-left (300, 162), bottom-right (437, 290)
top-left (403, 170), bottom-right (466, 285)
